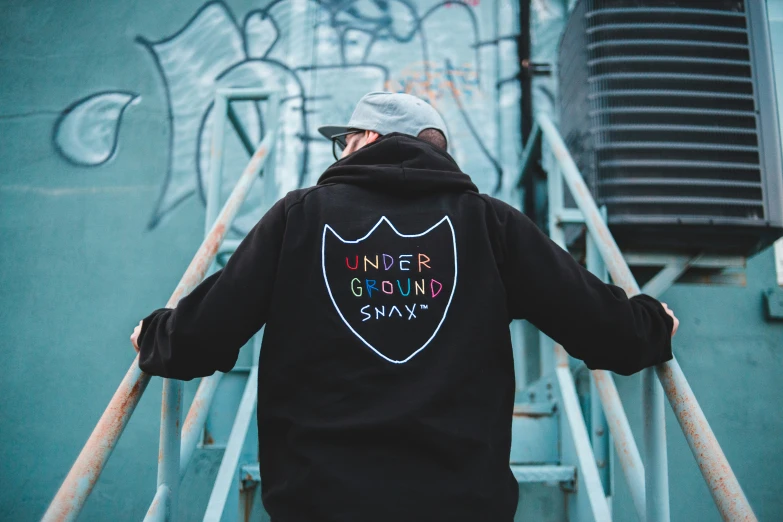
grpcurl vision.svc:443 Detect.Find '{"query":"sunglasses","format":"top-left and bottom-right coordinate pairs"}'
top-left (331, 130), bottom-right (362, 161)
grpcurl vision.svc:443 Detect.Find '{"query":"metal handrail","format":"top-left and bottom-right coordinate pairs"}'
top-left (537, 112), bottom-right (757, 522)
top-left (42, 90), bottom-right (277, 522)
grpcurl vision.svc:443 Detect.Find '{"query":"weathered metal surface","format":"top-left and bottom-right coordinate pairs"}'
top-left (657, 359), bottom-right (758, 522)
top-left (142, 485), bottom-right (170, 522)
top-left (589, 374), bottom-right (611, 494)
top-left (592, 369), bottom-right (646, 522)
top-left (555, 365), bottom-right (612, 521)
top-left (241, 464), bottom-right (261, 488)
top-left (554, 343), bottom-right (569, 369)
top-left (203, 367), bottom-right (259, 522)
top-left (513, 400), bottom-right (557, 418)
top-left (180, 373), bottom-right (224, 478)
top-left (157, 378), bottom-right (182, 522)
top-left (555, 209), bottom-right (586, 225)
top-left (41, 359), bottom-right (150, 522)
top-left (641, 256), bottom-right (696, 299)
top-left (643, 368), bottom-right (670, 522)
top-left (205, 93), bottom-right (228, 236)
top-left (587, 221), bottom-right (612, 495)
top-left (517, 122), bottom-right (541, 188)
top-left (511, 398), bottom-right (559, 465)
top-left (510, 465), bottom-right (576, 484)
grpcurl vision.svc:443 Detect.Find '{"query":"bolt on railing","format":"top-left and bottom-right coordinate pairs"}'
top-left (42, 89), bottom-right (278, 522)
top-left (536, 113), bottom-right (757, 522)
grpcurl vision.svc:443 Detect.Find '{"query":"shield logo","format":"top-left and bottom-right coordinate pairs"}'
top-left (322, 216), bottom-right (457, 363)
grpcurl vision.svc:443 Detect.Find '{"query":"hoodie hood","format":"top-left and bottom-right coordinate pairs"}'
top-left (317, 132), bottom-right (478, 195)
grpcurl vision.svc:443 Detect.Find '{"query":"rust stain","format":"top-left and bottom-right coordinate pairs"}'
top-left (554, 344), bottom-right (569, 367)
top-left (658, 363), bottom-right (756, 520)
top-left (45, 368), bottom-right (149, 522)
top-left (512, 411), bottom-right (551, 419)
top-left (183, 397), bottom-right (203, 434)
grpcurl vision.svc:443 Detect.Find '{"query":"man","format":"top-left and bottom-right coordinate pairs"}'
top-left (132, 91), bottom-right (678, 521)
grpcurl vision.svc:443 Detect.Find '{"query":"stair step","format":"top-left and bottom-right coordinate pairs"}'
top-left (244, 463), bottom-right (576, 486)
top-left (510, 465), bottom-right (576, 484)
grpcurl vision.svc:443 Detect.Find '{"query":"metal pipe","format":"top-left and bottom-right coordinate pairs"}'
top-left (206, 94), bottom-right (228, 236)
top-left (543, 162), bottom-right (565, 376)
top-left (517, 122), bottom-right (541, 188)
top-left (538, 114), bottom-right (640, 296)
top-left (644, 369), bottom-right (670, 522)
top-left (180, 373), bottom-right (224, 478)
top-left (592, 370), bottom-right (646, 521)
top-left (143, 484), bottom-right (170, 522)
top-left (158, 378), bottom-right (182, 522)
top-left (169, 132), bottom-right (274, 308)
top-left (657, 358), bottom-right (757, 521)
top-left (538, 112), bottom-right (757, 521)
top-left (43, 118), bottom-right (274, 522)
top-left (542, 111), bottom-right (671, 518)
top-left (590, 376), bottom-right (611, 494)
top-left (586, 214), bottom-right (612, 496)
top-left (41, 361), bottom-right (151, 522)
top-left (556, 363), bottom-right (613, 521)
top-left (203, 367), bottom-right (259, 522)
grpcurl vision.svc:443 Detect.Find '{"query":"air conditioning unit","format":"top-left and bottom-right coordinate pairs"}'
top-left (558, 0), bottom-right (783, 256)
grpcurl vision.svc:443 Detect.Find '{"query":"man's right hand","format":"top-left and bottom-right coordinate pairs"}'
top-left (131, 320), bottom-right (143, 353)
top-left (661, 303), bottom-right (679, 337)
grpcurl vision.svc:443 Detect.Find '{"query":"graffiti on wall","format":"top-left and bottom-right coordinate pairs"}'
top-left (52, 0), bottom-right (520, 233)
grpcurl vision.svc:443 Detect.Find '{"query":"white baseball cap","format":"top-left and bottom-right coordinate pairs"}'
top-left (318, 91), bottom-right (448, 148)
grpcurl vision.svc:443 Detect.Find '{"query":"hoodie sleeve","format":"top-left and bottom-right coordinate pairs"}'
top-left (137, 198), bottom-right (287, 381)
top-left (494, 200), bottom-right (673, 376)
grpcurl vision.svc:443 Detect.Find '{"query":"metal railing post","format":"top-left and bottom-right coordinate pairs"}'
top-left (203, 367), bottom-right (259, 522)
top-left (644, 369), bottom-right (670, 522)
top-left (157, 378), bottom-right (182, 521)
top-left (586, 218), bottom-right (612, 500)
top-left (143, 484), bottom-right (171, 522)
top-left (180, 374), bottom-right (223, 479)
top-left (206, 93), bottom-right (228, 235)
top-left (537, 112), bottom-right (757, 522)
top-left (542, 159), bottom-right (564, 376)
top-left (593, 371), bottom-right (646, 520)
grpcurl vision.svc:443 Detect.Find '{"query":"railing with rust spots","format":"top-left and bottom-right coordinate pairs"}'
top-left (42, 89), bottom-right (279, 522)
top-left (528, 113), bottom-right (757, 522)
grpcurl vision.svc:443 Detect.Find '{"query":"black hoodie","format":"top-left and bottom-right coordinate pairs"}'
top-left (138, 132), bottom-right (673, 521)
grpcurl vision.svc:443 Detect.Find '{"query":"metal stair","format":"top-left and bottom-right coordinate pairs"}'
top-left (41, 91), bottom-right (758, 522)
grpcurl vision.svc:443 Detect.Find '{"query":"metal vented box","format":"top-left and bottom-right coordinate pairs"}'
top-left (558, 0), bottom-right (783, 255)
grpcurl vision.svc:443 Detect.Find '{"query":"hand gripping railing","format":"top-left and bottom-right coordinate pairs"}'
top-left (42, 88), bottom-right (278, 522)
top-left (532, 113), bottom-right (757, 522)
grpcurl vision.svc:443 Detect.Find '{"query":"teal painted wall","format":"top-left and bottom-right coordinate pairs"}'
top-left (0, 0), bottom-right (523, 519)
top-left (1, 0), bottom-right (782, 521)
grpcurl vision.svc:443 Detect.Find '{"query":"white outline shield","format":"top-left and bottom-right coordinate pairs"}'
top-left (322, 216), bottom-right (457, 363)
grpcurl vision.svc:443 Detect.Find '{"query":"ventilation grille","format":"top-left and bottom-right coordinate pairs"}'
top-left (559, 0), bottom-right (768, 226)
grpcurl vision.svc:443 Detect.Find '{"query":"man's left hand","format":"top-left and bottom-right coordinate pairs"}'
top-left (130, 320), bottom-right (143, 353)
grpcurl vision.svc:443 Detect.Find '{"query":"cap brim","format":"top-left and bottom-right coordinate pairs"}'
top-left (318, 125), bottom-right (350, 141)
